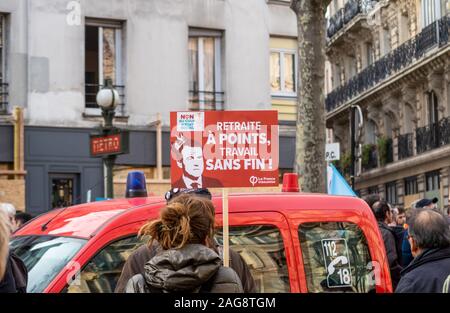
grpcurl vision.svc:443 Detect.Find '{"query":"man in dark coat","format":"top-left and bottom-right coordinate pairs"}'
top-left (396, 208), bottom-right (450, 293)
top-left (372, 201), bottom-right (402, 290)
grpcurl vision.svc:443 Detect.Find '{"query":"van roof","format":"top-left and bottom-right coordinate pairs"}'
top-left (15, 193), bottom-right (370, 239)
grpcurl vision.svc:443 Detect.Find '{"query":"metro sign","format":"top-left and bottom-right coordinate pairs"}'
top-left (90, 131), bottom-right (129, 157)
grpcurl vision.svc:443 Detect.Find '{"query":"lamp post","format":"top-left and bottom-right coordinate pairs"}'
top-left (96, 79), bottom-right (121, 199)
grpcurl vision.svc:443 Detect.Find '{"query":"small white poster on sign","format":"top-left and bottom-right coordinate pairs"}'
top-left (325, 143), bottom-right (340, 162)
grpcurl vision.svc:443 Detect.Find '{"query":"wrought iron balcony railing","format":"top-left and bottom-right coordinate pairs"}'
top-left (416, 122), bottom-right (440, 154)
top-left (398, 133), bottom-right (413, 160)
top-left (189, 90), bottom-right (225, 111)
top-left (416, 117), bottom-right (450, 154)
top-left (326, 16), bottom-right (450, 113)
top-left (85, 83), bottom-right (126, 112)
top-left (327, 0), bottom-right (378, 38)
top-left (0, 82), bottom-right (8, 114)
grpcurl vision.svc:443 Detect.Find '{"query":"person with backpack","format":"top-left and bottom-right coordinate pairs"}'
top-left (115, 188), bottom-right (255, 293)
top-left (125, 194), bottom-right (243, 293)
top-left (371, 201), bottom-right (403, 290)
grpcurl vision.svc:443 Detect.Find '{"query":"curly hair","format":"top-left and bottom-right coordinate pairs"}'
top-left (139, 194), bottom-right (215, 250)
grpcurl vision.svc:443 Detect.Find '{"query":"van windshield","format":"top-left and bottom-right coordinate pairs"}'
top-left (10, 235), bottom-right (87, 293)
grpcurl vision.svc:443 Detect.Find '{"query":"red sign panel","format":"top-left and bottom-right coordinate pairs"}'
top-left (170, 110), bottom-right (279, 188)
top-left (90, 133), bottom-right (122, 156)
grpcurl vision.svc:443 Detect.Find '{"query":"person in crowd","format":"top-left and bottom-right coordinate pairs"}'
top-left (14, 212), bottom-right (33, 230)
top-left (362, 194), bottom-right (381, 210)
top-left (0, 203), bottom-right (17, 232)
top-left (388, 206), bottom-right (399, 227)
top-left (125, 194), bottom-right (243, 293)
top-left (402, 198), bottom-right (439, 267)
top-left (0, 212), bottom-right (9, 282)
top-left (395, 207), bottom-right (406, 227)
top-left (115, 188), bottom-right (255, 293)
top-left (0, 210), bottom-right (28, 293)
top-left (372, 201), bottom-right (403, 290)
top-left (396, 208), bottom-right (450, 293)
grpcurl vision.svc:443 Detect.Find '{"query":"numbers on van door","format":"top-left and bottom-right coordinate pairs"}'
top-left (298, 222), bottom-right (376, 293)
top-left (215, 225), bottom-right (290, 293)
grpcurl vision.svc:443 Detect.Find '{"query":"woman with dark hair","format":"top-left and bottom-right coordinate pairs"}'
top-left (125, 194), bottom-right (243, 293)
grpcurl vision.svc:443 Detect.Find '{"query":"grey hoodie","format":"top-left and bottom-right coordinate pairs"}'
top-left (125, 244), bottom-right (243, 293)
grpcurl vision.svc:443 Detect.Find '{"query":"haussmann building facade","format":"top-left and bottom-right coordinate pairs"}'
top-left (0, 0), bottom-right (300, 215)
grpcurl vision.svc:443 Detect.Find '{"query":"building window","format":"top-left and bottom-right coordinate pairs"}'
top-left (85, 20), bottom-right (124, 111)
top-left (404, 176), bottom-right (418, 195)
top-left (368, 186), bottom-right (379, 195)
top-left (0, 14), bottom-right (7, 113)
top-left (382, 27), bottom-right (391, 56)
top-left (270, 37), bottom-right (298, 122)
top-left (188, 29), bottom-right (223, 111)
top-left (427, 91), bottom-right (439, 125)
top-left (385, 181), bottom-right (397, 205)
top-left (366, 42), bottom-right (374, 66)
top-left (421, 0), bottom-right (441, 28)
top-left (426, 171), bottom-right (440, 191)
top-left (270, 49), bottom-right (297, 96)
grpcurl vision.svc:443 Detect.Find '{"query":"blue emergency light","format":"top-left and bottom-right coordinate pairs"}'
top-left (125, 171), bottom-right (148, 198)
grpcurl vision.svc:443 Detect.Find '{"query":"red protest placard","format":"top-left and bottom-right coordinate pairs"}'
top-left (170, 111), bottom-right (279, 188)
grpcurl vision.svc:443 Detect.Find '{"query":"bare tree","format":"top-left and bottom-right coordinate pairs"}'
top-left (290, 0), bottom-right (330, 193)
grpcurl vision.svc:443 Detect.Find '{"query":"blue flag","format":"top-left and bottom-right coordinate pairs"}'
top-left (327, 163), bottom-right (356, 197)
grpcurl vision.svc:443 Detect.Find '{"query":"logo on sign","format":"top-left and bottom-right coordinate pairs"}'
top-left (249, 176), bottom-right (258, 186)
top-left (321, 238), bottom-right (352, 288)
top-left (177, 112), bottom-right (205, 132)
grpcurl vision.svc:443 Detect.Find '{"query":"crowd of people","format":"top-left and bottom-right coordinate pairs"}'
top-left (1, 189), bottom-right (450, 293)
top-left (362, 195), bottom-right (450, 293)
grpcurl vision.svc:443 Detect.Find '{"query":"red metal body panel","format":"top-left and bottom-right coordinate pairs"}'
top-left (14, 193), bottom-right (393, 293)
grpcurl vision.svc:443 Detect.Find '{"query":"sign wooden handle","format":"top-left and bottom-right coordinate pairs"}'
top-left (222, 188), bottom-right (229, 267)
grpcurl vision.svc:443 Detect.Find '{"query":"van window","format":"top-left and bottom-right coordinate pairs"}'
top-left (65, 236), bottom-right (144, 293)
top-left (216, 225), bottom-right (290, 293)
top-left (298, 222), bottom-right (376, 293)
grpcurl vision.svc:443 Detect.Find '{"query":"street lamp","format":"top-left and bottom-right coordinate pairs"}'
top-left (97, 79), bottom-right (120, 199)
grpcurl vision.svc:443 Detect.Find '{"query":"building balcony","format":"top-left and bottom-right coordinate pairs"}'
top-left (327, 0), bottom-right (377, 39)
top-left (189, 90), bottom-right (225, 111)
top-left (361, 137), bottom-right (393, 172)
top-left (416, 117), bottom-right (450, 154)
top-left (0, 82), bottom-right (8, 114)
top-left (398, 133), bottom-right (413, 160)
top-left (326, 16), bottom-right (450, 113)
top-left (85, 83), bottom-right (126, 114)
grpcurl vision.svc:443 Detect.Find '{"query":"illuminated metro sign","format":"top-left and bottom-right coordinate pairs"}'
top-left (90, 131), bottom-right (129, 157)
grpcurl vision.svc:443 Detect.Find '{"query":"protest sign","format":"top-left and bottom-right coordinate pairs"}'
top-left (170, 111), bottom-right (279, 188)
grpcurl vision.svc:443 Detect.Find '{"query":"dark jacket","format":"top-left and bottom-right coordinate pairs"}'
top-left (395, 246), bottom-right (450, 293)
top-left (125, 244), bottom-right (243, 293)
top-left (402, 230), bottom-right (414, 267)
top-left (378, 222), bottom-right (402, 290)
top-left (115, 242), bottom-right (256, 293)
top-left (0, 251), bottom-right (27, 293)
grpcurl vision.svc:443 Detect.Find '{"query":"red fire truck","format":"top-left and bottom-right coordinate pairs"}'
top-left (10, 181), bottom-right (392, 293)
